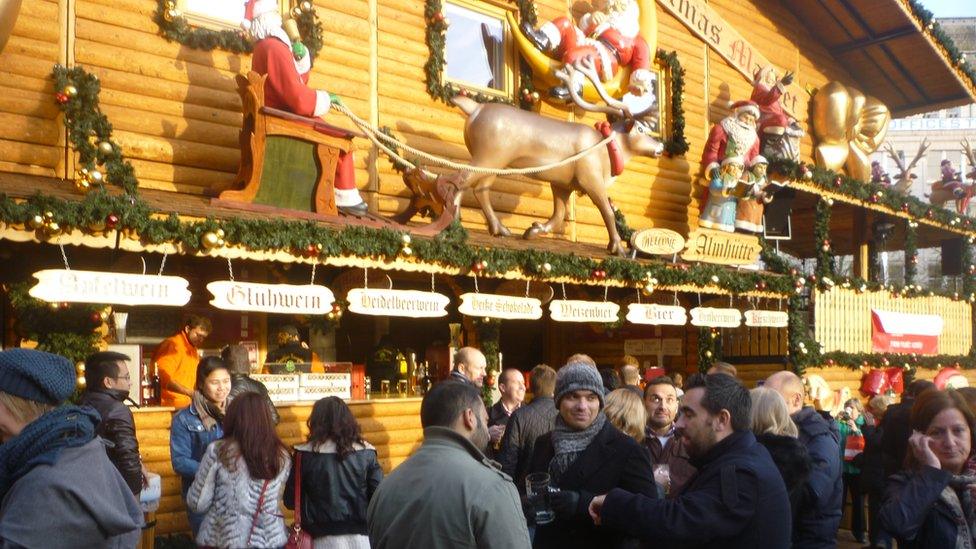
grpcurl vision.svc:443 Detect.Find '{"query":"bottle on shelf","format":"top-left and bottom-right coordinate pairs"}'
top-left (419, 362), bottom-right (434, 395)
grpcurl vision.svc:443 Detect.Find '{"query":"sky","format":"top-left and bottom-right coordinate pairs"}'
top-left (921, 0), bottom-right (976, 18)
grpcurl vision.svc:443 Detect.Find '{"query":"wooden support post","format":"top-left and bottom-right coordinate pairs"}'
top-left (852, 209), bottom-right (869, 279)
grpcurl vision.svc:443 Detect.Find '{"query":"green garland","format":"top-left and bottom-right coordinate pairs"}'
top-left (697, 327), bottom-right (721, 373)
top-left (52, 66), bottom-right (139, 195)
top-left (7, 283), bottom-right (103, 365)
top-left (656, 50), bottom-right (689, 156)
top-left (904, 219), bottom-right (918, 285)
top-left (475, 318), bottom-right (501, 407)
top-left (814, 197), bottom-right (835, 281)
top-left (906, 1), bottom-right (976, 90)
top-left (154, 0), bottom-right (324, 61)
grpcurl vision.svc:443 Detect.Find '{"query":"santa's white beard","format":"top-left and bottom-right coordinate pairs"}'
top-left (721, 116), bottom-right (758, 154)
top-left (249, 12), bottom-right (288, 44)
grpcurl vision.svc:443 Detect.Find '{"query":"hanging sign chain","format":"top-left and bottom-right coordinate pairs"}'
top-left (604, 284), bottom-right (609, 302)
top-left (310, 262), bottom-right (317, 285)
top-left (363, 267), bottom-right (369, 289)
top-left (561, 283), bottom-right (568, 301)
top-left (525, 279), bottom-right (531, 298)
top-left (473, 273), bottom-right (479, 293)
top-left (227, 258), bottom-right (234, 282)
top-left (59, 243), bottom-right (71, 271)
top-left (431, 272), bottom-right (436, 293)
top-left (140, 257), bottom-right (146, 275)
top-left (673, 291), bottom-right (680, 307)
top-left (158, 251), bottom-right (168, 276)
top-left (636, 288), bottom-right (642, 304)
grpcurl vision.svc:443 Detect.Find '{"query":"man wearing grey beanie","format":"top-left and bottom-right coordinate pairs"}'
top-left (525, 360), bottom-right (656, 549)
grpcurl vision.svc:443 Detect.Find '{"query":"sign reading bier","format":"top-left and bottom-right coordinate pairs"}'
top-left (347, 288), bottom-right (449, 318)
top-left (459, 293), bottom-right (542, 320)
top-left (549, 300), bottom-right (620, 323)
top-left (682, 229), bottom-right (762, 266)
top-left (30, 269), bottom-right (191, 306)
top-left (626, 304), bottom-right (688, 326)
top-left (690, 307), bottom-right (742, 328)
top-left (744, 310), bottom-right (789, 328)
top-left (207, 281), bottom-right (335, 314)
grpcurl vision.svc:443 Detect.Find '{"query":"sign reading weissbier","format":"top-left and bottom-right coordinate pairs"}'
top-left (626, 304), bottom-right (688, 326)
top-left (681, 228), bottom-right (762, 266)
top-left (30, 269), bottom-right (191, 306)
top-left (690, 307), bottom-right (742, 328)
top-left (347, 288), bottom-right (449, 318)
top-left (207, 281), bottom-right (335, 314)
top-left (549, 300), bottom-right (620, 323)
top-left (459, 293), bottom-right (542, 320)
top-left (744, 310), bottom-right (789, 328)
top-left (631, 228), bottom-right (686, 255)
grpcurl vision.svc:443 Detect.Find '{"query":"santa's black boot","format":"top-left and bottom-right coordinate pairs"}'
top-left (520, 21), bottom-right (551, 52)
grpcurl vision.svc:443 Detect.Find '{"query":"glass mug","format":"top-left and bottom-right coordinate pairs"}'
top-left (653, 463), bottom-right (672, 496)
top-left (397, 379), bottom-right (408, 396)
top-left (525, 472), bottom-right (557, 525)
top-left (380, 380), bottom-right (390, 396)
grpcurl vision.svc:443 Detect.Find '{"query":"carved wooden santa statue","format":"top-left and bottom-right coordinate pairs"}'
top-left (750, 65), bottom-right (804, 161)
top-left (521, 0), bottom-right (652, 103)
top-left (244, 0), bottom-right (367, 215)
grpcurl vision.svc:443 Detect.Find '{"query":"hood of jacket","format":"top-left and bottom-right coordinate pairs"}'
top-left (793, 406), bottom-right (839, 442)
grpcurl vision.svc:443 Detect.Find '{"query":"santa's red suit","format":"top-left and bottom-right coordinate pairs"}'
top-left (750, 80), bottom-right (791, 135)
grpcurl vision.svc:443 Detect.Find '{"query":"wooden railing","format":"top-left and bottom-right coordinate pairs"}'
top-left (814, 288), bottom-right (972, 355)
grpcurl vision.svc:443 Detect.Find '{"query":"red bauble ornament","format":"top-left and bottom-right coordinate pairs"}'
top-left (90, 312), bottom-right (102, 324)
top-left (431, 11), bottom-right (445, 23)
top-left (105, 214), bottom-right (119, 229)
top-left (592, 269), bottom-right (606, 280)
top-left (868, 195), bottom-right (878, 203)
top-left (756, 280), bottom-right (767, 291)
top-left (901, 203), bottom-right (909, 212)
top-left (55, 92), bottom-right (69, 104)
top-left (471, 260), bottom-right (485, 274)
top-left (827, 358), bottom-right (835, 366)
top-left (331, 302), bottom-right (342, 313)
top-left (926, 209), bottom-right (934, 218)
top-left (833, 176), bottom-right (842, 187)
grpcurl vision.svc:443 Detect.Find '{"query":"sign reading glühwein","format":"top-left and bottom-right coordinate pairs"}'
top-left (626, 304), bottom-right (688, 326)
top-left (549, 300), bottom-right (620, 323)
top-left (458, 293), bottom-right (542, 320)
top-left (207, 281), bottom-right (335, 314)
top-left (30, 269), bottom-right (191, 306)
top-left (681, 228), bottom-right (762, 265)
top-left (690, 307), bottom-right (742, 328)
top-left (347, 288), bottom-right (450, 318)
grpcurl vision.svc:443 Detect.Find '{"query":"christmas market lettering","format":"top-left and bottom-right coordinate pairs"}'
top-left (207, 281), bottom-right (334, 314)
top-left (681, 229), bottom-right (762, 265)
top-left (29, 269), bottom-right (191, 306)
top-left (626, 304), bottom-right (688, 326)
top-left (347, 289), bottom-right (450, 318)
top-left (458, 293), bottom-right (542, 320)
top-left (744, 309), bottom-right (789, 328)
top-left (549, 300), bottom-right (620, 323)
top-left (690, 307), bottom-right (742, 328)
top-left (656, 0), bottom-right (802, 117)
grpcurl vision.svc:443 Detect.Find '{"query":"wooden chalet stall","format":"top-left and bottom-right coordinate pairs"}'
top-left (1, 0), bottom-right (976, 540)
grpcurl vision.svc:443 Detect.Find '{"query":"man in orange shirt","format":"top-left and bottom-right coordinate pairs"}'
top-left (152, 315), bottom-right (211, 408)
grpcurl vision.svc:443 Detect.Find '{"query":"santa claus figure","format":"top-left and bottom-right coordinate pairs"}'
top-left (750, 65), bottom-right (804, 161)
top-left (521, 0), bottom-right (652, 103)
top-left (699, 100), bottom-right (761, 232)
top-left (244, 0), bottom-right (367, 215)
top-left (734, 157), bottom-right (774, 234)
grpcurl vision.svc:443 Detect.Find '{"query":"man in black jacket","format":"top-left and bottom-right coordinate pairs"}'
top-left (589, 373), bottom-right (791, 549)
top-left (80, 351), bottom-right (143, 495)
top-left (880, 379), bottom-right (934, 476)
top-left (498, 364), bottom-right (558, 490)
top-left (222, 344), bottom-right (280, 424)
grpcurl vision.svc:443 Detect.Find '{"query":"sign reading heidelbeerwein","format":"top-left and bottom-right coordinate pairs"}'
top-left (681, 229), bottom-right (762, 266)
top-left (30, 269), bottom-right (191, 306)
top-left (549, 300), bottom-right (620, 323)
top-left (690, 307), bottom-right (742, 328)
top-left (347, 288), bottom-right (450, 318)
top-left (207, 281), bottom-right (336, 314)
top-left (458, 293), bottom-right (542, 320)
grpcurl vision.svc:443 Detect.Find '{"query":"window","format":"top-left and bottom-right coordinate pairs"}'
top-left (178, 0), bottom-right (289, 31)
top-left (441, 0), bottom-right (515, 98)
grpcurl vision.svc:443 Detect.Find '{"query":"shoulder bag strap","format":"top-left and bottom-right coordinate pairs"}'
top-left (246, 478), bottom-right (271, 547)
top-left (294, 451), bottom-right (303, 529)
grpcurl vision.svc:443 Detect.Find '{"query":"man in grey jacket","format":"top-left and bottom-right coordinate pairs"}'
top-left (367, 381), bottom-right (531, 549)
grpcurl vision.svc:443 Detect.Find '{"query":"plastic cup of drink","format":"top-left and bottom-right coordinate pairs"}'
top-left (525, 473), bottom-right (556, 525)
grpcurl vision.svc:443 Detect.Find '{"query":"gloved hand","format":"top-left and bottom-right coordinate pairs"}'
top-left (780, 70), bottom-right (795, 86)
top-left (329, 92), bottom-right (343, 106)
top-left (291, 41), bottom-right (308, 60)
top-left (550, 489), bottom-right (580, 520)
top-left (709, 175), bottom-right (724, 193)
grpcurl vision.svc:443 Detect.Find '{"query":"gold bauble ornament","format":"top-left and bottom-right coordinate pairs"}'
top-left (401, 246), bottom-right (413, 256)
top-left (301, 1), bottom-right (312, 11)
top-left (47, 222), bottom-right (60, 233)
top-left (75, 179), bottom-right (91, 192)
top-left (401, 234), bottom-right (412, 245)
top-left (77, 375), bottom-right (86, 387)
top-left (89, 170), bottom-right (103, 183)
top-left (201, 231), bottom-right (220, 249)
top-left (98, 141), bottom-right (113, 155)
top-left (30, 215), bottom-right (44, 229)
top-left (63, 85), bottom-right (77, 97)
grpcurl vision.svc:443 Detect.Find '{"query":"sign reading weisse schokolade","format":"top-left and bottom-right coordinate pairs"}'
top-left (458, 293), bottom-right (542, 320)
top-left (207, 281), bottom-right (335, 314)
top-left (30, 269), bottom-right (191, 306)
top-left (549, 300), bottom-right (620, 323)
top-left (690, 307), bottom-right (742, 328)
top-left (630, 228), bottom-right (686, 255)
top-left (626, 304), bottom-right (688, 325)
top-left (347, 288), bottom-right (450, 318)
top-left (681, 228), bottom-right (762, 265)
top-left (744, 309), bottom-right (789, 328)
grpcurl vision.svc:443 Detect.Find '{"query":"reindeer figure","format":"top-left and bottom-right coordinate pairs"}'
top-left (929, 138), bottom-right (976, 214)
top-left (883, 139), bottom-right (929, 194)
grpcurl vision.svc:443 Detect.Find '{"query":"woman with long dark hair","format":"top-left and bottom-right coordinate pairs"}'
top-left (187, 391), bottom-right (290, 548)
top-left (285, 396), bottom-right (383, 549)
top-left (880, 389), bottom-right (976, 548)
top-left (170, 355), bottom-right (231, 536)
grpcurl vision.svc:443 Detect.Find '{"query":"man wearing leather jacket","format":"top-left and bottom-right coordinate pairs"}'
top-left (221, 344), bottom-right (280, 424)
top-left (81, 351), bottom-right (144, 495)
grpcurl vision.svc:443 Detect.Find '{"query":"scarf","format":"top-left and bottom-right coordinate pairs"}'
top-left (549, 413), bottom-right (606, 485)
top-left (0, 405), bottom-right (99, 500)
top-left (192, 390), bottom-right (224, 431)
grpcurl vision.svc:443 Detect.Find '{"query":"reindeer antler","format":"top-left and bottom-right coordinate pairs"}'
top-left (906, 138), bottom-right (930, 173)
top-left (963, 138), bottom-right (976, 169)
top-left (883, 142), bottom-right (906, 173)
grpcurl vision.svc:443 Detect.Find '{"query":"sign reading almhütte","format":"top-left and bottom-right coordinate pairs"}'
top-left (631, 228), bottom-right (686, 255)
top-left (207, 281), bottom-right (335, 314)
top-left (459, 293), bottom-right (542, 320)
top-left (30, 269), bottom-right (191, 306)
top-left (347, 288), bottom-right (449, 318)
top-left (744, 310), bottom-right (789, 328)
top-left (690, 307), bottom-right (742, 328)
top-left (626, 304), bottom-right (688, 326)
top-left (681, 229), bottom-right (762, 266)
top-left (549, 300), bottom-right (620, 323)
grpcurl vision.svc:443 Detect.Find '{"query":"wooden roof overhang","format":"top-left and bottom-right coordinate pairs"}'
top-left (784, 0), bottom-right (976, 117)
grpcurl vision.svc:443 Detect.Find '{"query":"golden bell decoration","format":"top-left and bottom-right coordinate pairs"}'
top-left (811, 81), bottom-right (891, 181)
top-left (200, 229), bottom-right (225, 250)
top-left (63, 84), bottom-right (77, 97)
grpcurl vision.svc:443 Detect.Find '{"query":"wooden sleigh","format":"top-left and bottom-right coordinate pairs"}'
top-left (211, 71), bottom-right (461, 236)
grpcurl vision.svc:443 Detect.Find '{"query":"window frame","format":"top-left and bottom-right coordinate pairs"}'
top-left (176, 0), bottom-right (291, 32)
top-left (439, 0), bottom-right (518, 101)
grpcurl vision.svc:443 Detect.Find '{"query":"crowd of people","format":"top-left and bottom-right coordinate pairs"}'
top-left (2, 336), bottom-right (976, 548)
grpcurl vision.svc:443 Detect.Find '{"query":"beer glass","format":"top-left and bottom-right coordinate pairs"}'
top-left (525, 473), bottom-right (556, 525)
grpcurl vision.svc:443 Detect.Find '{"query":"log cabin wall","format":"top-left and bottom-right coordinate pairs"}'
top-left (1, 0), bottom-right (861, 246)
